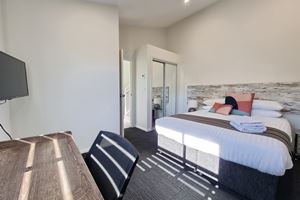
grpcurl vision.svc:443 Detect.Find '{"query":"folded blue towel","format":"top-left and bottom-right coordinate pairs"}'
top-left (230, 116), bottom-right (263, 126)
top-left (230, 121), bottom-right (266, 133)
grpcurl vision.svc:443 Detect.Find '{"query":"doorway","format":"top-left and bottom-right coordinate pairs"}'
top-left (121, 60), bottom-right (133, 129)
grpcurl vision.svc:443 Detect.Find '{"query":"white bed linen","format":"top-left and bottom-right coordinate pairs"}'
top-left (155, 110), bottom-right (293, 176)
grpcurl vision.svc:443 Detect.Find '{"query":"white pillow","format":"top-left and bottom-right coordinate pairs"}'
top-left (203, 98), bottom-right (225, 106)
top-left (202, 105), bottom-right (212, 110)
top-left (252, 100), bottom-right (284, 111)
top-left (251, 109), bottom-right (282, 118)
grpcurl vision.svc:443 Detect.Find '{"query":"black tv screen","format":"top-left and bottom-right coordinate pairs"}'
top-left (0, 51), bottom-right (29, 100)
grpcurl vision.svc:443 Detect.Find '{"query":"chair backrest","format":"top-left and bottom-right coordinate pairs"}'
top-left (85, 131), bottom-right (139, 200)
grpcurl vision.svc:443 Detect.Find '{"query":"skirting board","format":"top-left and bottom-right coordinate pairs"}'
top-left (135, 125), bottom-right (153, 132)
top-left (80, 147), bottom-right (90, 154)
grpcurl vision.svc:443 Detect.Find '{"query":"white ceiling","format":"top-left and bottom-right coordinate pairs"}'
top-left (90, 0), bottom-right (219, 28)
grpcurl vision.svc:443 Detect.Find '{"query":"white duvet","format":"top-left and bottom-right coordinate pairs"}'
top-left (155, 110), bottom-right (293, 176)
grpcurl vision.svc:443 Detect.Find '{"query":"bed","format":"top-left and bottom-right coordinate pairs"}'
top-left (155, 110), bottom-right (293, 200)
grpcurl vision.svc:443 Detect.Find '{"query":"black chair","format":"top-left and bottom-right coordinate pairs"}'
top-left (85, 131), bottom-right (139, 200)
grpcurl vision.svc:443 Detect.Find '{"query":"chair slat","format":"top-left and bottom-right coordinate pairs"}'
top-left (101, 134), bottom-right (136, 162)
top-left (96, 144), bottom-right (128, 178)
top-left (85, 131), bottom-right (139, 200)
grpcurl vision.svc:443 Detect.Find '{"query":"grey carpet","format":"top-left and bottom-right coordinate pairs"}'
top-left (123, 128), bottom-right (300, 200)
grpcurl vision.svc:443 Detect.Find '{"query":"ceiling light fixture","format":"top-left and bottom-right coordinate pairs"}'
top-left (184, 0), bottom-right (190, 4)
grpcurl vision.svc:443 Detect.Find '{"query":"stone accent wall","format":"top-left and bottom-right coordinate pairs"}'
top-left (187, 82), bottom-right (300, 113)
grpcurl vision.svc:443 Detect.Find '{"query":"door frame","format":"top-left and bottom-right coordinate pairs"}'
top-left (119, 49), bottom-right (124, 137)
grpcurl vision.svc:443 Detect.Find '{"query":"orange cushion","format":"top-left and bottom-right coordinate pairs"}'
top-left (209, 103), bottom-right (233, 115)
top-left (226, 93), bottom-right (255, 116)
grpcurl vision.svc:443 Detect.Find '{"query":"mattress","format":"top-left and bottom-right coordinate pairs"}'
top-left (155, 110), bottom-right (293, 176)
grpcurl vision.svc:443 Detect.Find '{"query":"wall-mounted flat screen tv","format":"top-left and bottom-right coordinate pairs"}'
top-left (0, 51), bottom-right (29, 100)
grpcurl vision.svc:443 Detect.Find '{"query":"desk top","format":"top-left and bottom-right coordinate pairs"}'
top-left (0, 132), bottom-right (103, 200)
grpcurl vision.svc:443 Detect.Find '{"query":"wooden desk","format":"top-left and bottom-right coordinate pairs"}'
top-left (0, 132), bottom-right (103, 200)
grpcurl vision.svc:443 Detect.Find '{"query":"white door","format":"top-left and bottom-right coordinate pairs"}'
top-left (122, 60), bottom-right (132, 129)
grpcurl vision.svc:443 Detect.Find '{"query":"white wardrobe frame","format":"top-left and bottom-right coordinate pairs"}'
top-left (135, 45), bottom-right (180, 132)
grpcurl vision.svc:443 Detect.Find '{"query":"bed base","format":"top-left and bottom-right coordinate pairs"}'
top-left (158, 134), bottom-right (279, 200)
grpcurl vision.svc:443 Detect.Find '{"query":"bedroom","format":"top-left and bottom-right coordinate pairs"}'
top-left (0, 0), bottom-right (299, 199)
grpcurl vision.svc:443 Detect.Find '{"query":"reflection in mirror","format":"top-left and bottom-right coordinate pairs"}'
top-left (152, 61), bottom-right (164, 124)
top-left (152, 60), bottom-right (177, 127)
top-left (165, 63), bottom-right (177, 116)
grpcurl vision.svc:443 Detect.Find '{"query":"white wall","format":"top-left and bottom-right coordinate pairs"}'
top-left (135, 46), bottom-right (148, 131)
top-left (167, 0), bottom-right (300, 112)
top-left (0, 0), bottom-right (11, 141)
top-left (3, 0), bottom-right (120, 152)
top-left (0, 0), bottom-right (4, 50)
top-left (120, 24), bottom-right (167, 61)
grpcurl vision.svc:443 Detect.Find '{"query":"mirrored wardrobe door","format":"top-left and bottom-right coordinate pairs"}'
top-left (164, 63), bottom-right (177, 116)
top-left (152, 61), bottom-right (164, 123)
